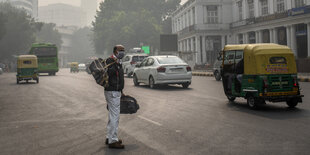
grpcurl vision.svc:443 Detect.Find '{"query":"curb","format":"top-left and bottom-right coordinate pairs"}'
top-left (192, 72), bottom-right (310, 82)
top-left (298, 77), bottom-right (310, 82)
top-left (192, 72), bottom-right (213, 77)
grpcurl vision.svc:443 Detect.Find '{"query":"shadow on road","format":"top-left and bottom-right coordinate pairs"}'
top-left (134, 84), bottom-right (193, 91)
top-left (226, 100), bottom-right (308, 120)
top-left (92, 144), bottom-right (139, 155)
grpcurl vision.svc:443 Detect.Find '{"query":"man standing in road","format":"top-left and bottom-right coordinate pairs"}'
top-left (104, 45), bottom-right (125, 149)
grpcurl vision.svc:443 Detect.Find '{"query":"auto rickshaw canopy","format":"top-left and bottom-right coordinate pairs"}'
top-left (17, 55), bottom-right (38, 68)
top-left (223, 44), bottom-right (249, 52)
top-left (70, 62), bottom-right (79, 67)
top-left (243, 44), bottom-right (297, 75)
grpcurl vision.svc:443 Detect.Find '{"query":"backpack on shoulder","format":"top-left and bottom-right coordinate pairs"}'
top-left (88, 58), bottom-right (115, 88)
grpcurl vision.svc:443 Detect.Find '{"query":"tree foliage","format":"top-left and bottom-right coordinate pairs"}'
top-left (35, 23), bottom-right (63, 50)
top-left (0, 2), bottom-right (38, 61)
top-left (92, 0), bottom-right (180, 54)
top-left (69, 27), bottom-right (95, 63)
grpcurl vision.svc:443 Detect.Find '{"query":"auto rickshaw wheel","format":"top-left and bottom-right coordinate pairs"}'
top-left (214, 71), bottom-right (221, 81)
top-left (36, 78), bottom-right (39, 83)
top-left (247, 96), bottom-right (258, 109)
top-left (16, 78), bottom-right (19, 84)
top-left (286, 98), bottom-right (298, 108)
top-left (227, 95), bottom-right (236, 102)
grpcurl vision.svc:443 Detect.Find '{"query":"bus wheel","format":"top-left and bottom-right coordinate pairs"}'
top-left (247, 96), bottom-right (258, 109)
top-left (286, 98), bottom-right (298, 108)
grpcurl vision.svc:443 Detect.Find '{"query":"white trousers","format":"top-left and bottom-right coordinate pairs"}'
top-left (104, 91), bottom-right (121, 144)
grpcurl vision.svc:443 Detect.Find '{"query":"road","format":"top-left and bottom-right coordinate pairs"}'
top-left (0, 69), bottom-right (309, 155)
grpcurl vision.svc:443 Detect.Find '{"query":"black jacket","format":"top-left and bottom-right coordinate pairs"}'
top-left (104, 57), bottom-right (124, 91)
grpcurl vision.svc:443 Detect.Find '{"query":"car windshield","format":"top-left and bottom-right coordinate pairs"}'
top-left (156, 57), bottom-right (184, 64)
top-left (132, 56), bottom-right (148, 62)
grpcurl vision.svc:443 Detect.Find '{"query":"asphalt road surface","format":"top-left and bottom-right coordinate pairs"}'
top-left (0, 69), bottom-right (309, 155)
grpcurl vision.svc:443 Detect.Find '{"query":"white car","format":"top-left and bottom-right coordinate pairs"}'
top-left (78, 63), bottom-right (86, 71)
top-left (122, 54), bottom-right (148, 77)
top-left (133, 55), bottom-right (192, 89)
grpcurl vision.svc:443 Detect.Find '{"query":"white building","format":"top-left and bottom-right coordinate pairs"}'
top-left (81, 0), bottom-right (97, 26)
top-left (39, 3), bottom-right (86, 27)
top-left (56, 26), bottom-right (78, 67)
top-left (0, 0), bottom-right (38, 18)
top-left (172, 0), bottom-right (310, 65)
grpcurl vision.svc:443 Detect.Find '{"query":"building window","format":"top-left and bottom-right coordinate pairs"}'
top-left (238, 34), bottom-right (243, 44)
top-left (260, 0), bottom-right (268, 16)
top-left (204, 5), bottom-right (218, 24)
top-left (276, 0), bottom-right (285, 12)
top-left (295, 0), bottom-right (305, 8)
top-left (192, 7), bottom-right (195, 25)
top-left (248, 0), bottom-right (254, 18)
top-left (237, 1), bottom-right (243, 21)
top-left (185, 13), bottom-right (188, 28)
top-left (188, 10), bottom-right (191, 26)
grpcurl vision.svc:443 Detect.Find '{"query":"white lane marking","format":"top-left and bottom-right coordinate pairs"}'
top-left (138, 115), bottom-right (162, 126)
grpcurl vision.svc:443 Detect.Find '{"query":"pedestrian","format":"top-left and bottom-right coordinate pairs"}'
top-left (104, 44), bottom-right (125, 149)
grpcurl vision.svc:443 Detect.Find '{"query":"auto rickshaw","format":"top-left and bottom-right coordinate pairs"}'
top-left (221, 43), bottom-right (303, 109)
top-left (16, 55), bottom-right (39, 84)
top-left (70, 62), bottom-right (79, 73)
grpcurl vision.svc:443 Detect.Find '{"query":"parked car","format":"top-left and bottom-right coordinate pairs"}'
top-left (122, 54), bottom-right (148, 77)
top-left (213, 52), bottom-right (223, 81)
top-left (133, 55), bottom-right (192, 89)
top-left (78, 63), bottom-right (86, 71)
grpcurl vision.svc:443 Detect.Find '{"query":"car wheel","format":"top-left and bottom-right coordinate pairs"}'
top-left (182, 83), bottom-right (189, 89)
top-left (149, 76), bottom-right (156, 89)
top-left (286, 98), bottom-right (298, 108)
top-left (226, 95), bottom-right (236, 102)
top-left (214, 71), bottom-right (221, 81)
top-left (133, 74), bottom-right (139, 86)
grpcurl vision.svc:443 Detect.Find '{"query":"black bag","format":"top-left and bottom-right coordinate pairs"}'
top-left (106, 95), bottom-right (140, 114)
top-left (89, 58), bottom-right (115, 88)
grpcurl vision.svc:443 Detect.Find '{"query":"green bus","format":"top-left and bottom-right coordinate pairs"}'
top-left (29, 43), bottom-right (59, 75)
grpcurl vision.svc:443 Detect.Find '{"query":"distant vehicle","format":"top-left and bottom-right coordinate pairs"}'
top-left (129, 47), bottom-right (144, 53)
top-left (133, 55), bottom-right (192, 89)
top-left (29, 43), bottom-right (59, 76)
top-left (78, 63), bottom-right (86, 71)
top-left (85, 63), bottom-right (91, 74)
top-left (70, 62), bottom-right (79, 73)
top-left (213, 52), bottom-right (222, 81)
top-left (16, 55), bottom-right (39, 84)
top-left (122, 54), bottom-right (148, 77)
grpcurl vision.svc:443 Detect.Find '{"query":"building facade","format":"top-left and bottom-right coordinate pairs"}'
top-left (172, 0), bottom-right (310, 65)
top-left (39, 3), bottom-right (86, 27)
top-left (0, 0), bottom-right (38, 18)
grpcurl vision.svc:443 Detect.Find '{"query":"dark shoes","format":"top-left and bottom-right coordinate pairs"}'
top-left (108, 141), bottom-right (125, 149)
top-left (106, 138), bottom-right (124, 149)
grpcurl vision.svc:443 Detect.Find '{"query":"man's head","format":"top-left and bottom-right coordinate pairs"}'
top-left (113, 45), bottom-right (125, 59)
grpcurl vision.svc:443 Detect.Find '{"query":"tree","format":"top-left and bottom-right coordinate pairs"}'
top-left (69, 27), bottom-right (95, 62)
top-left (35, 23), bottom-right (63, 50)
top-left (0, 2), bottom-right (38, 62)
top-left (92, 0), bottom-right (180, 54)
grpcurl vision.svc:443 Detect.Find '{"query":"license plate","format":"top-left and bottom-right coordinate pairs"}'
top-left (171, 68), bottom-right (183, 72)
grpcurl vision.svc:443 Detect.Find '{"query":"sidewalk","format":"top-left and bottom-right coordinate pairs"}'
top-left (192, 71), bottom-right (310, 82)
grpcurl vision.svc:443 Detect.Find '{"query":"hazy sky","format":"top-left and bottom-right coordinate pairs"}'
top-left (39, 0), bottom-right (188, 7)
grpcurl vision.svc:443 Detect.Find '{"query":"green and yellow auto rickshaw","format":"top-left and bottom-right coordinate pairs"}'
top-left (70, 62), bottom-right (79, 73)
top-left (16, 55), bottom-right (39, 84)
top-left (221, 44), bottom-right (303, 109)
